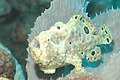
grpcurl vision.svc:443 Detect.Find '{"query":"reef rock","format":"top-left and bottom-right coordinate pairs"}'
top-left (0, 43), bottom-right (25, 80)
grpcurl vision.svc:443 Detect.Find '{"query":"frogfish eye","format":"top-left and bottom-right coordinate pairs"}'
top-left (32, 39), bottom-right (40, 49)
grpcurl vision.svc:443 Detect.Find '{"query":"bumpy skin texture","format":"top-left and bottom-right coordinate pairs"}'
top-left (0, 77), bottom-right (9, 80)
top-left (28, 14), bottom-right (112, 74)
top-left (0, 49), bottom-right (16, 79)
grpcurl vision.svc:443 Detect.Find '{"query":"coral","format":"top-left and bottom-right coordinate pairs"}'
top-left (13, 23), bottom-right (28, 42)
top-left (0, 43), bottom-right (25, 80)
top-left (0, 48), bottom-right (16, 79)
top-left (0, 0), bottom-right (11, 16)
top-left (0, 0), bottom-right (12, 23)
top-left (10, 12), bottom-right (39, 43)
top-left (7, 0), bottom-right (52, 12)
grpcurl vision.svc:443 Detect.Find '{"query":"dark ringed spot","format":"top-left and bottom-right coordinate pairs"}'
top-left (94, 57), bottom-right (96, 60)
top-left (102, 27), bottom-right (104, 30)
top-left (84, 26), bottom-right (89, 34)
top-left (91, 51), bottom-right (95, 56)
top-left (105, 30), bottom-right (108, 34)
top-left (69, 42), bottom-right (71, 44)
top-left (83, 19), bottom-right (85, 23)
top-left (87, 58), bottom-right (90, 60)
top-left (80, 17), bottom-right (82, 21)
top-left (81, 52), bottom-right (83, 54)
top-left (107, 38), bottom-right (109, 42)
top-left (48, 39), bottom-right (50, 41)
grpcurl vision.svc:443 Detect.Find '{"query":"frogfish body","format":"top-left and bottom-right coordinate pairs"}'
top-left (27, 0), bottom-right (112, 74)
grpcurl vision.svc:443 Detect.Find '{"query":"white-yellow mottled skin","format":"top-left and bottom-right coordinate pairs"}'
top-left (28, 14), bottom-right (112, 74)
top-left (0, 77), bottom-right (9, 80)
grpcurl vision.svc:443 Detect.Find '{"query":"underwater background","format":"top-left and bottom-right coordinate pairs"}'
top-left (0, 0), bottom-right (120, 80)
